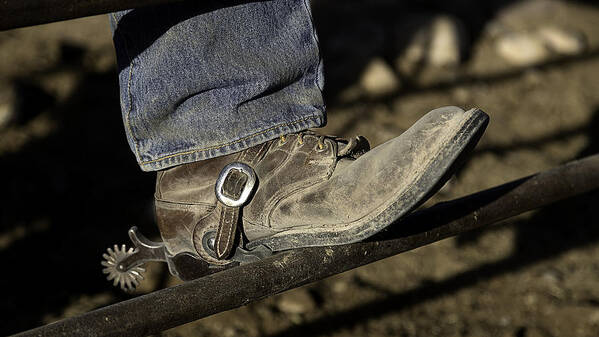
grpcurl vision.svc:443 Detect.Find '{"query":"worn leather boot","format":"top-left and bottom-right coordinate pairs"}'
top-left (102, 106), bottom-right (488, 290)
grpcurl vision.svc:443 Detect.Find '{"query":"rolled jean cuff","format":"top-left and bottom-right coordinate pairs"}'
top-left (139, 113), bottom-right (324, 171)
top-left (110, 0), bottom-right (326, 172)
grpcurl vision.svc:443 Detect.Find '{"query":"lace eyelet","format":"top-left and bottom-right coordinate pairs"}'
top-left (278, 135), bottom-right (287, 146)
top-left (315, 141), bottom-right (328, 152)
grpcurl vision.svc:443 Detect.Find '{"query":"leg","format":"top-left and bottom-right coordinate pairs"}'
top-left (110, 0), bottom-right (325, 172)
top-left (103, 1), bottom-right (489, 291)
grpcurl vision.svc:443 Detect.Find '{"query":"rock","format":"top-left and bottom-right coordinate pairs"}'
top-left (498, 316), bottom-right (511, 327)
top-left (541, 268), bottom-right (563, 284)
top-left (395, 27), bottom-right (428, 75)
top-left (359, 57), bottom-right (400, 97)
top-left (428, 16), bottom-right (462, 68)
top-left (589, 309), bottom-right (599, 325)
top-left (395, 15), bottom-right (464, 74)
top-left (0, 85), bottom-right (16, 129)
top-left (495, 26), bottom-right (586, 66)
top-left (495, 32), bottom-right (550, 66)
top-left (0, 103), bottom-right (13, 129)
top-left (537, 26), bottom-right (586, 55)
top-left (276, 288), bottom-right (317, 315)
top-left (451, 87), bottom-right (470, 104)
top-left (331, 280), bottom-right (349, 294)
top-left (222, 327), bottom-right (236, 337)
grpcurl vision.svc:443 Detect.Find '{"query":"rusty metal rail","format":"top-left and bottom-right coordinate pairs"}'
top-left (14, 154), bottom-right (599, 337)
top-left (0, 0), bottom-right (185, 31)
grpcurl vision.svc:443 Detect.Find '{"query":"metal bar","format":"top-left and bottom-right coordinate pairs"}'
top-left (0, 0), bottom-right (185, 31)
top-left (15, 154), bottom-right (599, 337)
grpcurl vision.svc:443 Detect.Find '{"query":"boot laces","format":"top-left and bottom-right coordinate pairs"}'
top-left (279, 133), bottom-right (326, 149)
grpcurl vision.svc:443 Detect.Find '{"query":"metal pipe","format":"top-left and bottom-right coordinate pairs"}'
top-left (14, 154), bottom-right (599, 337)
top-left (0, 0), bottom-right (185, 31)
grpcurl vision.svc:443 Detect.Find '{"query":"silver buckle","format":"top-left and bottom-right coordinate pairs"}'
top-left (215, 162), bottom-right (257, 207)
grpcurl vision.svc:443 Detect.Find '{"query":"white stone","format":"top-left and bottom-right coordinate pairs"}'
top-left (395, 28), bottom-right (428, 75)
top-left (0, 86), bottom-right (16, 129)
top-left (495, 32), bottom-right (550, 66)
top-left (428, 16), bottom-right (461, 68)
top-left (331, 280), bottom-right (349, 294)
top-left (589, 309), bottom-right (599, 324)
top-left (276, 288), bottom-right (316, 315)
top-left (538, 26), bottom-right (586, 55)
top-left (0, 104), bottom-right (13, 129)
top-left (359, 57), bottom-right (400, 97)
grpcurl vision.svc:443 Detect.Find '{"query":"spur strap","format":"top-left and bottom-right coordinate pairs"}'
top-left (212, 143), bottom-right (268, 259)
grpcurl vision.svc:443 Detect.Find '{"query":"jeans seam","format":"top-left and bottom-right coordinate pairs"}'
top-left (125, 62), bottom-right (139, 157)
top-left (302, 0), bottom-right (323, 92)
top-left (113, 12), bottom-right (142, 161)
top-left (140, 115), bottom-right (321, 165)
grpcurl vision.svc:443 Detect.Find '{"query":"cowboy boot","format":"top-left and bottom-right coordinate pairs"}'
top-left (102, 106), bottom-right (488, 290)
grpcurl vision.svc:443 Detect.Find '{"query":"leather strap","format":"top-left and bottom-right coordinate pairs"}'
top-left (214, 142), bottom-right (269, 259)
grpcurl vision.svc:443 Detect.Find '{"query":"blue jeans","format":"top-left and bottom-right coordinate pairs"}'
top-left (110, 0), bottom-right (326, 171)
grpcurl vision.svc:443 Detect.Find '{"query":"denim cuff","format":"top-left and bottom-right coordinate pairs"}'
top-left (139, 114), bottom-right (324, 171)
top-left (110, 0), bottom-right (325, 172)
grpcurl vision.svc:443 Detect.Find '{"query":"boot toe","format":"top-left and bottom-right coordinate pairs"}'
top-left (251, 106), bottom-right (489, 250)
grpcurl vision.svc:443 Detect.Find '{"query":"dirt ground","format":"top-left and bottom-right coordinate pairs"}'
top-left (1, 0), bottom-right (599, 336)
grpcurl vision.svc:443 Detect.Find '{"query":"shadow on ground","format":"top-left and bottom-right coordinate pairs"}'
top-left (0, 48), bottom-right (156, 335)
